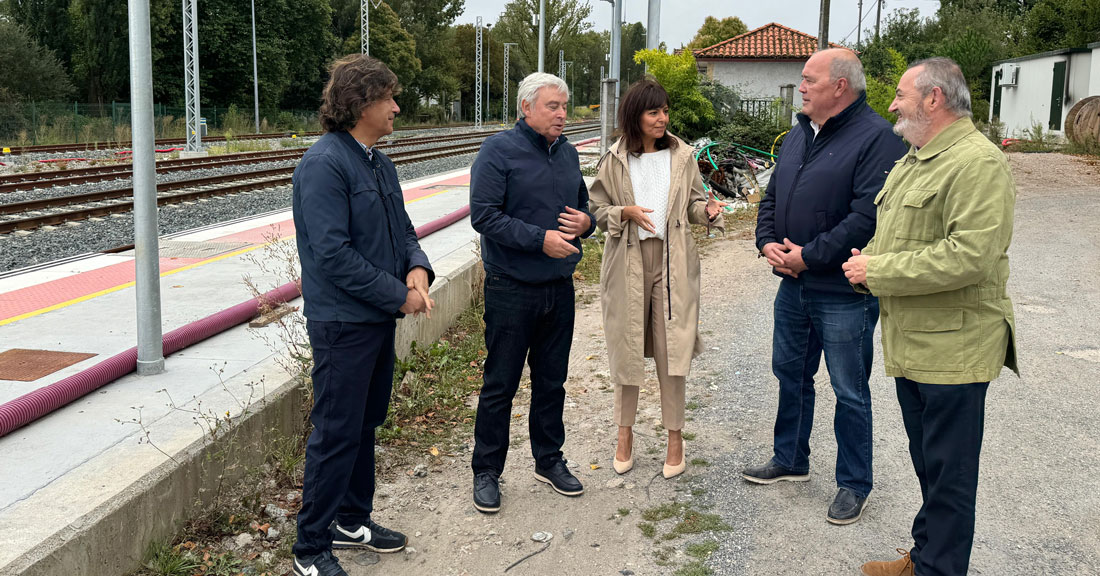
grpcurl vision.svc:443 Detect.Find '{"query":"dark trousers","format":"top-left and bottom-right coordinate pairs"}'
top-left (472, 274), bottom-right (574, 476)
top-left (293, 319), bottom-right (396, 556)
top-left (771, 279), bottom-right (879, 497)
top-left (896, 377), bottom-right (989, 576)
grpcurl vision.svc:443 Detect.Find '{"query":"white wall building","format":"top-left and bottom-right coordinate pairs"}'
top-left (693, 23), bottom-right (844, 111)
top-left (990, 42), bottom-right (1100, 138)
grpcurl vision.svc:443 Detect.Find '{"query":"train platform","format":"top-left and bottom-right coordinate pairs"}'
top-left (0, 166), bottom-right (483, 576)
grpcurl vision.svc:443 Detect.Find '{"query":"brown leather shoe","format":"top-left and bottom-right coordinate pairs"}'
top-left (860, 548), bottom-right (914, 576)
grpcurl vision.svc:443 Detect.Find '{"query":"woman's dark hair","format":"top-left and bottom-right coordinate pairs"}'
top-left (319, 54), bottom-right (401, 133)
top-left (617, 77), bottom-right (672, 155)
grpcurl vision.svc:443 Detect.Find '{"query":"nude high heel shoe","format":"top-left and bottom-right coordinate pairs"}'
top-left (663, 440), bottom-right (686, 479)
top-left (613, 429), bottom-right (634, 474)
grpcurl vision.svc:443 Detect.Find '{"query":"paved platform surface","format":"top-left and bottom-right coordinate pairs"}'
top-left (0, 167), bottom-right (480, 572)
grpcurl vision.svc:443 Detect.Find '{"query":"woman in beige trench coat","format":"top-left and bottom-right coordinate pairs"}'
top-left (588, 78), bottom-right (724, 479)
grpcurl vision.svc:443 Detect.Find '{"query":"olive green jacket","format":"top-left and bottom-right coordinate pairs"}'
top-left (860, 117), bottom-right (1019, 384)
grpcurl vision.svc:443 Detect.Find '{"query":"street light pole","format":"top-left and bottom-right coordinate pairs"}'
top-left (251, 0), bottom-right (259, 133)
top-left (538, 0), bottom-right (546, 73)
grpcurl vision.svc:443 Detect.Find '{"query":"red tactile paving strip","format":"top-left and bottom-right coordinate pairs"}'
top-left (0, 348), bottom-right (96, 381)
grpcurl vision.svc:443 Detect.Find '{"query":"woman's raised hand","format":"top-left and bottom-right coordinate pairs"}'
top-left (622, 205), bottom-right (656, 234)
top-left (705, 193), bottom-right (727, 220)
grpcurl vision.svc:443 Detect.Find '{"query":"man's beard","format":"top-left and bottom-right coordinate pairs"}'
top-left (893, 106), bottom-right (931, 144)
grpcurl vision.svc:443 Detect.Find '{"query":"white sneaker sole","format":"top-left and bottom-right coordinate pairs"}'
top-left (533, 472), bottom-right (584, 496)
top-left (332, 540), bottom-right (406, 553)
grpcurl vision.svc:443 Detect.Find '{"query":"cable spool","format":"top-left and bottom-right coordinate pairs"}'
top-left (1065, 96), bottom-right (1100, 147)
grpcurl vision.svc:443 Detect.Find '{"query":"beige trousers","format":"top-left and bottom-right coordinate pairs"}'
top-left (612, 238), bottom-right (686, 431)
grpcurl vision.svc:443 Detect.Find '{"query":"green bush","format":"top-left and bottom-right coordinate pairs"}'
top-left (708, 110), bottom-right (788, 154)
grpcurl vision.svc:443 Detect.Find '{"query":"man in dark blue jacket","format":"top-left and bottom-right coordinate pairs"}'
top-left (291, 55), bottom-right (433, 576)
top-left (469, 72), bottom-right (597, 514)
top-left (744, 49), bottom-right (907, 525)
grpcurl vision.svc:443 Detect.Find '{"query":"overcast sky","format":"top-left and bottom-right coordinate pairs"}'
top-left (455, 0), bottom-right (942, 49)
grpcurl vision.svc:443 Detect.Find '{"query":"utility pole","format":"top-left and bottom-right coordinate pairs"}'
top-left (559, 49), bottom-right (565, 80)
top-left (856, 0), bottom-right (863, 51)
top-left (646, 0), bottom-right (660, 51)
top-left (486, 25), bottom-right (491, 123)
top-left (361, 0), bottom-right (369, 55)
top-left (251, 0), bottom-right (259, 133)
top-left (128, 0), bottom-right (164, 375)
top-left (503, 43), bottom-right (517, 124)
top-left (182, 0), bottom-right (201, 153)
top-left (475, 17), bottom-right (483, 128)
top-left (875, 0), bottom-right (882, 41)
top-left (817, 0), bottom-right (830, 50)
top-left (537, 0), bottom-right (546, 73)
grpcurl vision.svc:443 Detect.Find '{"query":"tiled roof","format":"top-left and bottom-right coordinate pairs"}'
top-left (693, 22), bottom-right (844, 60)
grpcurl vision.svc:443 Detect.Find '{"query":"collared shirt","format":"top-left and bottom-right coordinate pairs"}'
top-left (357, 139), bottom-right (375, 161)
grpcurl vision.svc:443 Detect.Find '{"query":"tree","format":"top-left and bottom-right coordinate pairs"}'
top-left (860, 44), bottom-right (907, 122)
top-left (492, 0), bottom-right (593, 77)
top-left (68, 0), bottom-right (129, 103)
top-left (388, 0), bottom-right (465, 114)
top-left (0, 19), bottom-right (74, 101)
top-left (1021, 0), bottom-right (1100, 53)
top-left (685, 16), bottom-right (748, 51)
top-left (1, 0), bottom-right (72, 70)
top-left (633, 48), bottom-right (715, 139)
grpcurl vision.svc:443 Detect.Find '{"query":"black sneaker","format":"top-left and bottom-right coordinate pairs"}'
top-left (330, 519), bottom-right (407, 552)
top-left (293, 550), bottom-right (348, 576)
top-left (827, 487), bottom-right (868, 525)
top-left (473, 472), bottom-right (501, 513)
top-left (742, 458), bottom-right (810, 484)
top-left (533, 459), bottom-right (584, 497)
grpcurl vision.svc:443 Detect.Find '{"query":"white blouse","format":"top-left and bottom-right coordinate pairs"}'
top-left (626, 148), bottom-right (671, 241)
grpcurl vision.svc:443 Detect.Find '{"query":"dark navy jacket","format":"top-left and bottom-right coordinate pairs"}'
top-left (292, 130), bottom-right (433, 323)
top-left (470, 119), bottom-right (597, 284)
top-left (756, 93), bottom-right (907, 293)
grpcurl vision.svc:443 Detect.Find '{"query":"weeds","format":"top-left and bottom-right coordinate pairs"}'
top-left (574, 231), bottom-right (605, 285)
top-left (142, 540), bottom-right (198, 576)
top-left (674, 561), bottom-right (714, 576)
top-left (686, 540), bottom-right (719, 560)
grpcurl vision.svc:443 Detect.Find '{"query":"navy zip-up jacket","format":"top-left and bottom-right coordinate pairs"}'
top-left (756, 92), bottom-right (907, 293)
top-left (470, 119), bottom-right (597, 284)
top-left (292, 130), bottom-right (434, 323)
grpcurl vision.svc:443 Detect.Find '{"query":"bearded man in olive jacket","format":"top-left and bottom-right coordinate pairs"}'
top-left (844, 58), bottom-right (1019, 576)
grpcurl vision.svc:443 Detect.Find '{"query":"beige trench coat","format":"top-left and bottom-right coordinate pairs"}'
top-left (588, 136), bottom-right (723, 386)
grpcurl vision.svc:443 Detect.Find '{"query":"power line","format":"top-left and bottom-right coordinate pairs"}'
top-left (840, 0), bottom-right (880, 45)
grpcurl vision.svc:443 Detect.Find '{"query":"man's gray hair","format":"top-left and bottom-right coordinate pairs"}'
top-left (516, 72), bottom-right (570, 119)
top-left (909, 57), bottom-right (972, 117)
top-left (829, 54), bottom-right (867, 95)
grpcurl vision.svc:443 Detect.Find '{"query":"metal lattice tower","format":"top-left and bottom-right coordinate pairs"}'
top-left (559, 50), bottom-right (566, 80)
top-left (367, 0), bottom-right (376, 54)
top-left (475, 17), bottom-right (483, 129)
top-left (503, 43), bottom-right (517, 124)
top-left (182, 0), bottom-right (201, 152)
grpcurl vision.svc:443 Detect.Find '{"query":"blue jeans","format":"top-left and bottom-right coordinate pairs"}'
top-left (770, 278), bottom-right (878, 497)
top-left (472, 274), bottom-right (575, 476)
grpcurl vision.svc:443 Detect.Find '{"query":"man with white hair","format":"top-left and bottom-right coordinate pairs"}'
top-left (845, 57), bottom-right (1018, 576)
top-left (468, 72), bottom-right (596, 514)
top-left (744, 48), bottom-right (906, 525)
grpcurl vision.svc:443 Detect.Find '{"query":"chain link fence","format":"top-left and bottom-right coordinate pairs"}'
top-left (0, 102), bottom-right (320, 147)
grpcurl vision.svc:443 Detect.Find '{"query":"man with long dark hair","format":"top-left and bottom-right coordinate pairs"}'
top-left (291, 54), bottom-right (433, 576)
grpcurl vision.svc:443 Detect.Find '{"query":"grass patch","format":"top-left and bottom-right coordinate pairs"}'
top-left (638, 521), bottom-right (657, 538)
top-left (691, 487), bottom-right (707, 497)
top-left (618, 507), bottom-right (631, 516)
top-left (690, 458), bottom-right (710, 467)
top-left (685, 400), bottom-right (701, 411)
top-left (142, 540), bottom-right (199, 576)
top-left (669, 510), bottom-right (731, 538)
top-left (674, 561), bottom-right (714, 576)
top-left (573, 232), bottom-right (605, 285)
top-left (686, 540), bottom-right (719, 560)
top-left (654, 545), bottom-right (675, 566)
top-left (643, 502), bottom-right (688, 522)
top-left (379, 300), bottom-right (486, 447)
top-left (682, 431), bottom-right (697, 441)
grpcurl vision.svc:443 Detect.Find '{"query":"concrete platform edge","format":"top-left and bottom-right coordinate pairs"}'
top-left (2, 252), bottom-right (485, 576)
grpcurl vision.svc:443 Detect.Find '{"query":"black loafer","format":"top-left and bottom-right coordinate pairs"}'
top-left (742, 458), bottom-right (810, 484)
top-left (533, 459), bottom-right (584, 497)
top-left (473, 472), bottom-right (501, 513)
top-left (827, 487), bottom-right (868, 525)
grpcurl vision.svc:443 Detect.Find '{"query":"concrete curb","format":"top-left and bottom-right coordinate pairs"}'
top-left (3, 250), bottom-right (485, 576)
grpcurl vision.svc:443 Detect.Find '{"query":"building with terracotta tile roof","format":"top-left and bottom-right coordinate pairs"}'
top-left (692, 22), bottom-right (845, 112)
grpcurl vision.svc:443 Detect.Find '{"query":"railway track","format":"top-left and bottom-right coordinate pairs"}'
top-left (0, 123), bottom-right (598, 194)
top-left (0, 124), bottom-right (599, 234)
